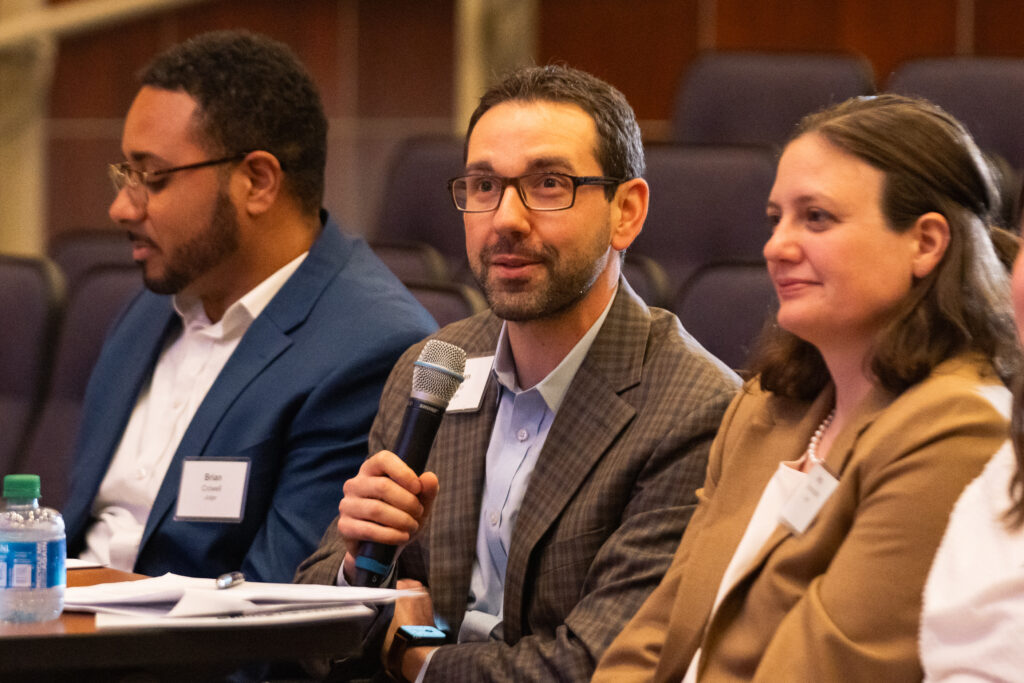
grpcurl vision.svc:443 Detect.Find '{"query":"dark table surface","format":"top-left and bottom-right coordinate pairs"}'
top-left (0, 567), bottom-right (370, 682)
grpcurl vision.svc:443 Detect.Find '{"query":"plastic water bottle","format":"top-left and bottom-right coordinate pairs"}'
top-left (0, 474), bottom-right (65, 622)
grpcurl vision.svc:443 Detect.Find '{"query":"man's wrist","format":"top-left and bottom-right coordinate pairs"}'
top-left (341, 551), bottom-right (356, 584)
top-left (403, 645), bottom-right (438, 683)
top-left (386, 625), bottom-right (448, 682)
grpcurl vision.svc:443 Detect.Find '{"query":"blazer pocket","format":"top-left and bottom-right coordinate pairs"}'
top-left (531, 526), bottom-right (611, 617)
top-left (535, 525), bottom-right (610, 577)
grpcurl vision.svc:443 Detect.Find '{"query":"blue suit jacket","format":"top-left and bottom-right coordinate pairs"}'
top-left (63, 213), bottom-right (437, 583)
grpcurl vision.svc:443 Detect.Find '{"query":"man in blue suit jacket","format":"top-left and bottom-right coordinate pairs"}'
top-left (62, 31), bottom-right (437, 584)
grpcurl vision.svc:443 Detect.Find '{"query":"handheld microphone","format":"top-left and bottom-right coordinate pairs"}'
top-left (353, 339), bottom-right (466, 587)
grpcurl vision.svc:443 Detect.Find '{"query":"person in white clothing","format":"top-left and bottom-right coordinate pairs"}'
top-left (920, 185), bottom-right (1024, 681)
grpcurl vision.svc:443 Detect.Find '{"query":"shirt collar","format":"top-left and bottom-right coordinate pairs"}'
top-left (172, 251), bottom-right (309, 338)
top-left (492, 285), bottom-right (617, 413)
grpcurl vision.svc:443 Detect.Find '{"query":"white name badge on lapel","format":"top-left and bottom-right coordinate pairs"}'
top-left (446, 355), bottom-right (494, 413)
top-left (779, 463), bottom-right (839, 535)
top-left (175, 458), bottom-right (251, 522)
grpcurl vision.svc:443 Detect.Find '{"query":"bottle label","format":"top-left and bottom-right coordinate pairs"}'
top-left (0, 540), bottom-right (66, 589)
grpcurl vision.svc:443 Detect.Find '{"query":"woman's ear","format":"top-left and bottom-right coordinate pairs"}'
top-left (910, 212), bottom-right (951, 279)
top-left (610, 177), bottom-right (649, 252)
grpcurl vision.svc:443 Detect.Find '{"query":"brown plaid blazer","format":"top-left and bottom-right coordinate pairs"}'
top-left (295, 281), bottom-right (739, 681)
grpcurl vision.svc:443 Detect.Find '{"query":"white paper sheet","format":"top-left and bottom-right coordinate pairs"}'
top-left (66, 558), bottom-right (104, 570)
top-left (65, 572), bottom-right (407, 620)
top-left (94, 603), bottom-right (375, 630)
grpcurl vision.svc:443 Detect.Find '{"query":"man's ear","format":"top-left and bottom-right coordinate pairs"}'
top-left (610, 177), bottom-right (649, 252)
top-left (910, 211), bottom-right (951, 279)
top-left (237, 151), bottom-right (283, 216)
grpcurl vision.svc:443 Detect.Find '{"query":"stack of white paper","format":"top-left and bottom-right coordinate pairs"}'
top-left (65, 573), bottom-right (404, 629)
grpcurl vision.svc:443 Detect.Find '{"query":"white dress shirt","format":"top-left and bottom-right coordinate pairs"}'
top-left (79, 253), bottom-right (307, 570)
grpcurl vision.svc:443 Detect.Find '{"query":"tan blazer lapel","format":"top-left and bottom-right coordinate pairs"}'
top-left (820, 384), bottom-right (893, 478)
top-left (655, 398), bottom-right (791, 678)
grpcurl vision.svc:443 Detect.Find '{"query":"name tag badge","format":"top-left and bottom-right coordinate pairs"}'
top-left (446, 355), bottom-right (494, 413)
top-left (779, 463), bottom-right (839, 535)
top-left (175, 458), bottom-right (250, 522)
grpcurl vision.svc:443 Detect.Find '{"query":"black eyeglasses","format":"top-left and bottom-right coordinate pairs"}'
top-left (448, 172), bottom-right (624, 212)
top-left (108, 153), bottom-right (251, 209)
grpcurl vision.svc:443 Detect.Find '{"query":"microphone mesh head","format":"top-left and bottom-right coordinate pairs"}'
top-left (412, 340), bottom-right (467, 407)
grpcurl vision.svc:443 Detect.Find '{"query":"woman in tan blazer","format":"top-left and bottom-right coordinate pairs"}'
top-left (593, 94), bottom-right (1021, 682)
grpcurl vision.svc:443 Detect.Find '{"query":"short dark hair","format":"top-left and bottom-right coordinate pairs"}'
top-left (140, 30), bottom-right (327, 215)
top-left (465, 64), bottom-right (644, 198)
top-left (750, 94), bottom-right (1020, 399)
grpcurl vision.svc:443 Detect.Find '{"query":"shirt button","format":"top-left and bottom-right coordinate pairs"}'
top-left (516, 429), bottom-right (528, 442)
top-left (136, 467), bottom-right (147, 480)
top-left (489, 512), bottom-right (499, 526)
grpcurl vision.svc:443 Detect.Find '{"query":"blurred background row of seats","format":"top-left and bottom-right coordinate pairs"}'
top-left (674, 52), bottom-right (1024, 170)
top-left (0, 255), bottom-right (139, 507)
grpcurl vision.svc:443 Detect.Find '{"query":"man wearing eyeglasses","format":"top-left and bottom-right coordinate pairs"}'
top-left (296, 65), bottom-right (739, 681)
top-left (61, 30), bottom-right (436, 585)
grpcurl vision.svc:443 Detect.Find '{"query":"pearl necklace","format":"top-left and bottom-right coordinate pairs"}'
top-left (806, 409), bottom-right (836, 467)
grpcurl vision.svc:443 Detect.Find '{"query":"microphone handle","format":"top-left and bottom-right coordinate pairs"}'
top-left (353, 398), bottom-right (445, 587)
top-left (392, 398), bottom-right (446, 475)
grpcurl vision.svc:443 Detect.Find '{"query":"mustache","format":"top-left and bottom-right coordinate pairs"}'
top-left (126, 230), bottom-right (157, 248)
top-left (478, 237), bottom-right (555, 264)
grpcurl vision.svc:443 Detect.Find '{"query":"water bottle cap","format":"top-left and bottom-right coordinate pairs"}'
top-left (3, 474), bottom-right (41, 499)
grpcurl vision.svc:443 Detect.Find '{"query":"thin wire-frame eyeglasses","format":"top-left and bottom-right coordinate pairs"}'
top-left (448, 172), bottom-right (623, 212)
top-left (108, 152), bottom-right (250, 208)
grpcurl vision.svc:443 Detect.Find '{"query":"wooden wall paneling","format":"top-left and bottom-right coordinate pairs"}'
top-left (840, 0), bottom-right (958, 87)
top-left (52, 1), bottom-right (346, 118)
top-left (48, 1), bottom-right (358, 240)
top-left (174, 0), bottom-right (345, 115)
top-left (975, 0), bottom-right (1024, 56)
top-left (356, 0), bottom-right (454, 118)
top-left (50, 19), bottom-right (167, 118)
top-left (537, 0), bottom-right (701, 125)
top-left (714, 0), bottom-right (844, 52)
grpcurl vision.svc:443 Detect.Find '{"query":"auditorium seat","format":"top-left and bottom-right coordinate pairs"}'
top-left (622, 253), bottom-right (673, 309)
top-left (376, 135), bottom-right (468, 278)
top-left (673, 51), bottom-right (875, 148)
top-left (673, 261), bottom-right (776, 373)
top-left (635, 144), bottom-right (776, 295)
top-left (370, 239), bottom-right (452, 284)
top-left (405, 281), bottom-right (487, 328)
top-left (18, 264), bottom-right (142, 508)
top-left (886, 57), bottom-right (1024, 170)
top-left (0, 255), bottom-right (64, 475)
top-left (49, 229), bottom-right (133, 290)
